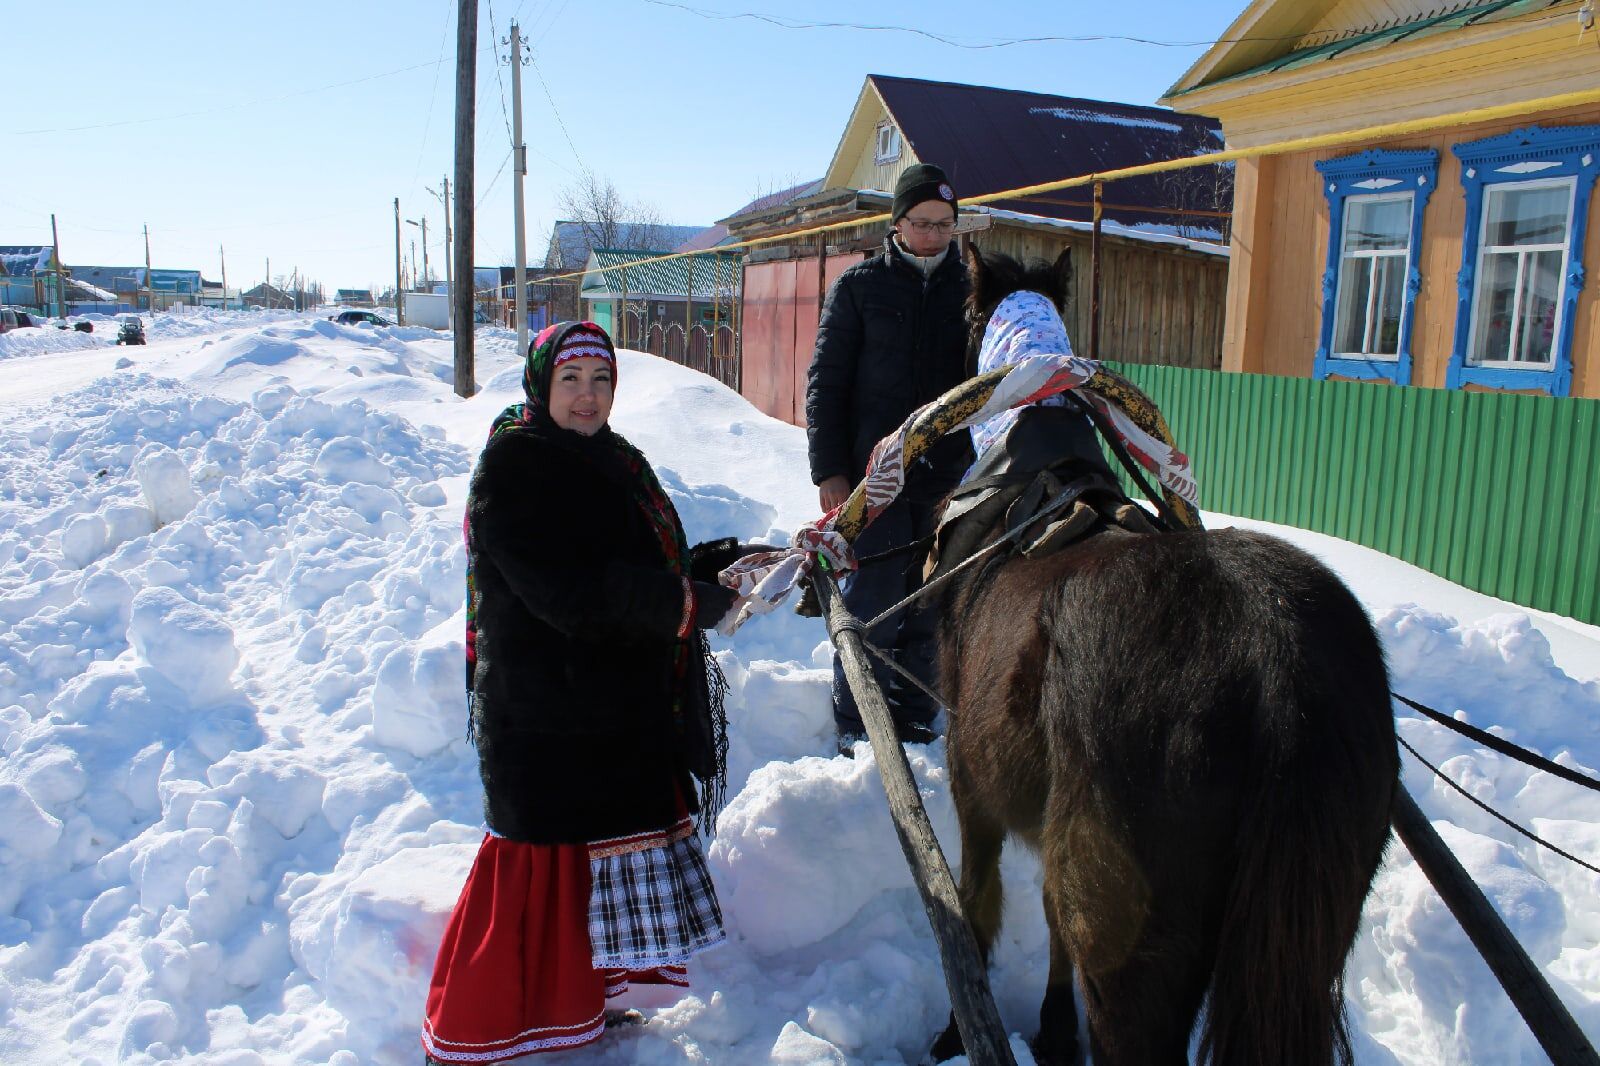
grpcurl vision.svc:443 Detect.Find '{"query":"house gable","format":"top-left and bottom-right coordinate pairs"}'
top-left (821, 79), bottom-right (916, 196)
top-left (1167, 0), bottom-right (1330, 95)
top-left (1167, 2), bottom-right (1578, 148)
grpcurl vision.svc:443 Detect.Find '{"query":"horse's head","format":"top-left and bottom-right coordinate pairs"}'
top-left (963, 245), bottom-right (1073, 361)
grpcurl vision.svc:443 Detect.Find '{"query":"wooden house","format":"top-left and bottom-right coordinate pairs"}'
top-left (1162, 0), bottom-right (1600, 398)
top-left (729, 75), bottom-right (1235, 426)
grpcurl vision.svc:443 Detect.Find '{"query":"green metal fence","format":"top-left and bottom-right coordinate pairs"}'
top-left (1103, 363), bottom-right (1600, 627)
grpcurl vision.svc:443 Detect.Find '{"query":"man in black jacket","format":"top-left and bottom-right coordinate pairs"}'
top-left (806, 163), bottom-right (973, 750)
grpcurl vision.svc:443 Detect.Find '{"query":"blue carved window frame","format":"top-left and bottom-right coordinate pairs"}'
top-left (1314, 148), bottom-right (1438, 385)
top-left (1447, 124), bottom-right (1600, 397)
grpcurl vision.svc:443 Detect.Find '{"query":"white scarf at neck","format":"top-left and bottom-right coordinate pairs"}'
top-left (895, 237), bottom-right (949, 279)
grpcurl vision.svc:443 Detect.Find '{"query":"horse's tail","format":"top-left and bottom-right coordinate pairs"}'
top-left (1200, 566), bottom-right (1397, 1066)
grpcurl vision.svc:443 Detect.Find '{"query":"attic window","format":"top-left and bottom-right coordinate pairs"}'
top-left (875, 123), bottom-right (901, 164)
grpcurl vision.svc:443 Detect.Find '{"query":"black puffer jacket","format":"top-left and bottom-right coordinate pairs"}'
top-left (805, 235), bottom-right (973, 489)
top-left (466, 417), bottom-right (695, 844)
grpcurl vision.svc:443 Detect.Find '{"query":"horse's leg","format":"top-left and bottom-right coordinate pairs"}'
top-left (928, 800), bottom-right (1006, 1062)
top-left (1061, 820), bottom-right (1217, 1066)
top-left (1031, 879), bottom-right (1080, 1066)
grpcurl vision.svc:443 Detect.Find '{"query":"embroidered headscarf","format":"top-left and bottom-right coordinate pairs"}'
top-left (465, 321), bottom-right (729, 829)
top-left (524, 320), bottom-right (617, 407)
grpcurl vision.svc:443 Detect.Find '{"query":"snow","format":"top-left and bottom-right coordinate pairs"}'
top-left (1027, 106), bottom-right (1185, 134)
top-left (0, 310), bottom-right (1594, 1064)
top-left (970, 205), bottom-right (1230, 256)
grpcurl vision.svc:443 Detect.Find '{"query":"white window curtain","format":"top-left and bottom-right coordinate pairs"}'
top-left (1332, 194), bottom-right (1413, 358)
top-left (1468, 179), bottom-right (1573, 367)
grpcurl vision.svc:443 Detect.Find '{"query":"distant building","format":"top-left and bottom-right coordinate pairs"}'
top-left (542, 220), bottom-right (707, 320)
top-left (68, 265), bottom-right (203, 312)
top-left (241, 283), bottom-right (294, 309)
top-left (335, 288), bottom-right (375, 308)
top-left (0, 245), bottom-right (63, 311)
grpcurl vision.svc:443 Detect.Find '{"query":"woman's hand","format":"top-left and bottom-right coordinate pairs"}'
top-left (690, 539), bottom-right (782, 583)
top-left (692, 580), bottom-right (739, 629)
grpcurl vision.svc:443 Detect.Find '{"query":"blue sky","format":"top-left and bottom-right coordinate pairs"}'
top-left (3, 1), bottom-right (1241, 293)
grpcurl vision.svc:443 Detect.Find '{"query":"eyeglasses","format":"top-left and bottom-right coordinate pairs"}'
top-left (904, 219), bottom-right (957, 235)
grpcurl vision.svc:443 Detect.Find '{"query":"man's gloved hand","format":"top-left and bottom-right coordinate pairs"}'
top-left (692, 580), bottom-right (739, 629)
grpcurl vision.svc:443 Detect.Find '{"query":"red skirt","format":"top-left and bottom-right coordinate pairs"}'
top-left (421, 835), bottom-right (687, 1063)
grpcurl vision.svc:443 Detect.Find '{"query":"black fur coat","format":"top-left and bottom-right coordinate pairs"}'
top-left (466, 418), bottom-right (698, 844)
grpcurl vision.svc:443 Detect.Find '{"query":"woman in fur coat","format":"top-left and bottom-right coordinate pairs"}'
top-left (422, 321), bottom-right (747, 1063)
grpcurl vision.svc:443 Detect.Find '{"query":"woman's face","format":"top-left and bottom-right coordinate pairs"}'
top-left (548, 356), bottom-right (614, 435)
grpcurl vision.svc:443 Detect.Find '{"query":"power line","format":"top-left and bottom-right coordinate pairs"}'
top-left (409, 0), bottom-right (458, 194)
top-left (478, 148), bottom-right (515, 209)
top-left (487, 0), bottom-right (517, 147)
top-left (528, 49), bottom-right (585, 170)
top-left (639, 0), bottom-right (1576, 51)
top-left (531, 0), bottom-right (574, 47)
top-left (12, 57), bottom-right (444, 136)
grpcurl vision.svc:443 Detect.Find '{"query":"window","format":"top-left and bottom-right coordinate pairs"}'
top-left (1314, 148), bottom-right (1438, 385)
top-left (1447, 124), bottom-right (1600, 397)
top-left (1333, 195), bottom-right (1412, 358)
top-left (1467, 179), bottom-right (1572, 368)
top-left (875, 123), bottom-right (901, 164)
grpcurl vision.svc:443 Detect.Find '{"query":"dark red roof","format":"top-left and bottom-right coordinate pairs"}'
top-left (872, 75), bottom-right (1228, 234)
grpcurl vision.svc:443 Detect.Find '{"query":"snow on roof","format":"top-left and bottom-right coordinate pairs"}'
top-left (1027, 107), bottom-right (1186, 134)
top-left (0, 245), bottom-right (54, 277)
top-left (971, 205), bottom-right (1229, 255)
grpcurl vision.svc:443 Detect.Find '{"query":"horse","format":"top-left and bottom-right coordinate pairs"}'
top-left (928, 247), bottom-right (1399, 1065)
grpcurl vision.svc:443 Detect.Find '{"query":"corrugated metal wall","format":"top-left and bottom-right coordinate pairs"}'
top-left (1108, 363), bottom-right (1600, 625)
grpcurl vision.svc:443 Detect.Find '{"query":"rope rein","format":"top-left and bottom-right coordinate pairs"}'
top-left (1395, 694), bottom-right (1600, 795)
top-left (860, 479), bottom-right (1101, 632)
top-left (832, 583), bottom-right (1600, 875)
top-left (1397, 736), bottom-right (1600, 876)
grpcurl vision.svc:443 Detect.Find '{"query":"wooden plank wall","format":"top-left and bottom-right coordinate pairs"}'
top-left (1233, 100), bottom-right (1600, 396)
top-left (736, 220), bottom-right (1231, 426)
top-left (972, 227), bottom-right (1229, 370)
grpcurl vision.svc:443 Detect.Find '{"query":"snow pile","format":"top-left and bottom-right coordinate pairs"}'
top-left (0, 326), bottom-right (104, 360)
top-left (142, 307), bottom-right (303, 341)
top-left (0, 313), bottom-right (1594, 1064)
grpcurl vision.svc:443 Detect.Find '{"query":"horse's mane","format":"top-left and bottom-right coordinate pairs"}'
top-left (963, 246), bottom-right (1073, 359)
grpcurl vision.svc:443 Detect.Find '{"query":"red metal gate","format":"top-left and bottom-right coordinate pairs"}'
top-left (739, 252), bottom-right (859, 426)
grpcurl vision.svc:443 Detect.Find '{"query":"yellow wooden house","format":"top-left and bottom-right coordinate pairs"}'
top-left (1162, 0), bottom-right (1600, 398)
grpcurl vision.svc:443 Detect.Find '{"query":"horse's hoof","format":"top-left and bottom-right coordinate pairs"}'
top-left (928, 1021), bottom-right (966, 1063)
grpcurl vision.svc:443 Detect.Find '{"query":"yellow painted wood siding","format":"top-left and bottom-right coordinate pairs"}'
top-left (1223, 101), bottom-right (1600, 395)
top-left (840, 125), bottom-right (918, 196)
top-left (1188, 16), bottom-right (1598, 147)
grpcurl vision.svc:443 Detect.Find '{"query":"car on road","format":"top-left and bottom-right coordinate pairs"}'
top-left (116, 316), bottom-right (147, 345)
top-left (330, 310), bottom-right (391, 327)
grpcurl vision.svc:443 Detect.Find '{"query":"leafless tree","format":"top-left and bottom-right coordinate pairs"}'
top-left (556, 170), bottom-right (672, 253)
top-left (1154, 128), bottom-right (1236, 244)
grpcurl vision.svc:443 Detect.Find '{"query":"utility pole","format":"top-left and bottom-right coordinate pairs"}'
top-left (431, 177), bottom-right (454, 332)
top-left (143, 224), bottom-right (153, 314)
top-left (452, 0), bottom-right (477, 396)
top-left (394, 197), bottom-right (406, 326)
top-left (220, 245), bottom-right (228, 311)
top-left (50, 213), bottom-right (65, 318)
top-left (266, 257), bottom-right (271, 307)
top-left (509, 20), bottom-right (530, 357)
top-left (419, 216), bottom-right (430, 289)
